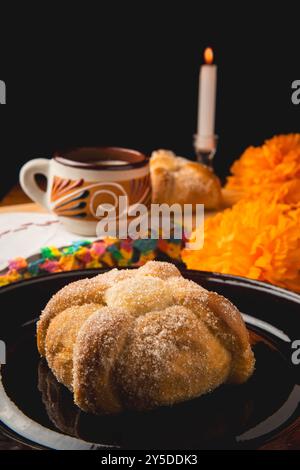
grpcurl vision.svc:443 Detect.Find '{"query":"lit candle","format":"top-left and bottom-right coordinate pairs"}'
top-left (196, 47), bottom-right (217, 151)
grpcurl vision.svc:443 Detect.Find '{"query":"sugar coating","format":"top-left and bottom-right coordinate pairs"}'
top-left (45, 303), bottom-right (101, 390)
top-left (105, 276), bottom-right (173, 316)
top-left (37, 260), bottom-right (255, 414)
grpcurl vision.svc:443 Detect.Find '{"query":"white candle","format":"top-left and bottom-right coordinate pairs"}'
top-left (196, 48), bottom-right (217, 151)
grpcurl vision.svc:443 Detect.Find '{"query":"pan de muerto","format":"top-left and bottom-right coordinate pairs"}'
top-left (37, 261), bottom-right (254, 414)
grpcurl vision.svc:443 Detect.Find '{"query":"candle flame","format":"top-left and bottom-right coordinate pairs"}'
top-left (204, 47), bottom-right (214, 65)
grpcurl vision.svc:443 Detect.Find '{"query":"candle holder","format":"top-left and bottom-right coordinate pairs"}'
top-left (194, 134), bottom-right (218, 168)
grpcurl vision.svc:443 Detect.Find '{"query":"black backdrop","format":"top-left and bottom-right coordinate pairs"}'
top-left (0, 5), bottom-right (299, 199)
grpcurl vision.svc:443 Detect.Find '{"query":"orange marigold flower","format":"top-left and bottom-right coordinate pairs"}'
top-left (182, 198), bottom-right (300, 292)
top-left (226, 134), bottom-right (300, 205)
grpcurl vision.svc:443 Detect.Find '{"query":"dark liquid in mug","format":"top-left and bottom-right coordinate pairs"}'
top-left (91, 160), bottom-right (128, 166)
top-left (54, 147), bottom-right (147, 170)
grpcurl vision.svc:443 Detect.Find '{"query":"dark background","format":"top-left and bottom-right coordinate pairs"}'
top-left (0, 5), bottom-right (299, 200)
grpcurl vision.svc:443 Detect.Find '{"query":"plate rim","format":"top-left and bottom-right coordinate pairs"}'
top-left (1, 267), bottom-right (300, 304)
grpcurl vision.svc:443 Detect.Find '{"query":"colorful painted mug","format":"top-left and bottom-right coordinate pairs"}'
top-left (20, 147), bottom-right (151, 235)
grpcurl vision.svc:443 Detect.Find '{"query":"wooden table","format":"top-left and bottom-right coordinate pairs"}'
top-left (0, 183), bottom-right (33, 206)
top-left (0, 184), bottom-right (44, 213)
top-left (0, 184), bottom-right (241, 215)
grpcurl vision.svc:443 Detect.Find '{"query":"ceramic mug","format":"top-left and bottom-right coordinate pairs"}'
top-left (20, 147), bottom-right (151, 235)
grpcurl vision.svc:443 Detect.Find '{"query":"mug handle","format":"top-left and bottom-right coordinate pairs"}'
top-left (19, 158), bottom-right (50, 210)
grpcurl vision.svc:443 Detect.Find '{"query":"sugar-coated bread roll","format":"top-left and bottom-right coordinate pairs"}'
top-left (150, 149), bottom-right (222, 210)
top-left (37, 261), bottom-right (255, 414)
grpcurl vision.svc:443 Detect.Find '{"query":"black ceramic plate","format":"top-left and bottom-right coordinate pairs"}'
top-left (0, 269), bottom-right (299, 450)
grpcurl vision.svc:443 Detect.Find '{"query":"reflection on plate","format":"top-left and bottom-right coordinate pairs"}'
top-left (0, 269), bottom-right (299, 450)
